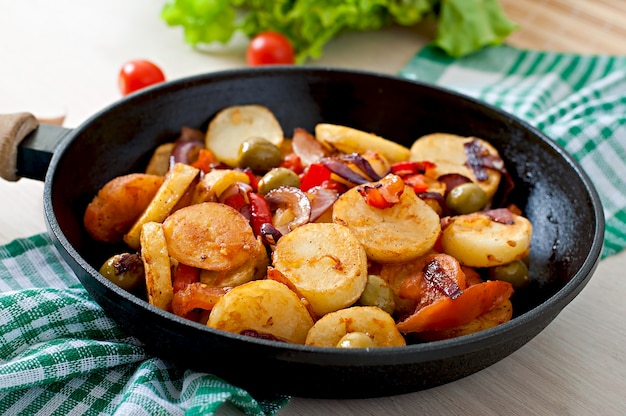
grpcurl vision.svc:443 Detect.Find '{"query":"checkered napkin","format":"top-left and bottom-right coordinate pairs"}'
top-left (399, 45), bottom-right (626, 259)
top-left (0, 234), bottom-right (289, 415)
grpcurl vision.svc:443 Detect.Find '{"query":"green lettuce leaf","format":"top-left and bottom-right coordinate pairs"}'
top-left (161, 0), bottom-right (518, 63)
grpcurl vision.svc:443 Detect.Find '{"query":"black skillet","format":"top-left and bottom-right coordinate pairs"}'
top-left (2, 67), bottom-right (604, 399)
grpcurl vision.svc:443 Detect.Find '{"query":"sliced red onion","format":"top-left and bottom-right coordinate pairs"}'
top-left (265, 186), bottom-right (311, 235)
top-left (307, 187), bottom-right (339, 222)
top-left (485, 208), bottom-right (515, 224)
top-left (340, 153), bottom-right (382, 181)
top-left (320, 158), bottom-right (370, 184)
top-left (260, 223), bottom-right (283, 245)
top-left (172, 140), bottom-right (205, 165)
top-left (291, 127), bottom-right (328, 167)
top-left (437, 173), bottom-right (472, 197)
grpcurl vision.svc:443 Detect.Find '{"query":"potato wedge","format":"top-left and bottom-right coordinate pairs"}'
top-left (441, 209), bottom-right (532, 267)
top-left (333, 184), bottom-right (441, 263)
top-left (416, 299), bottom-right (513, 341)
top-left (205, 104), bottom-right (284, 167)
top-left (272, 222), bottom-right (368, 317)
top-left (305, 306), bottom-right (405, 348)
top-left (409, 133), bottom-right (502, 199)
top-left (207, 279), bottom-right (314, 344)
top-left (140, 222), bottom-right (174, 311)
top-left (124, 162), bottom-right (199, 250)
top-left (84, 173), bottom-right (164, 243)
top-left (162, 202), bottom-right (258, 271)
top-left (315, 123), bottom-right (410, 164)
top-left (199, 236), bottom-right (268, 287)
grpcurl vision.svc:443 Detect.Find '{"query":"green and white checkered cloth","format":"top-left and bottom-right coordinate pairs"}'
top-left (399, 45), bottom-right (626, 259)
top-left (1, 44), bottom-right (624, 415)
top-left (0, 234), bottom-right (289, 415)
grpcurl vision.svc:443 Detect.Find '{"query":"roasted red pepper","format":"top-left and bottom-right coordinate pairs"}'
top-left (248, 192), bottom-right (273, 236)
top-left (300, 162), bottom-right (332, 192)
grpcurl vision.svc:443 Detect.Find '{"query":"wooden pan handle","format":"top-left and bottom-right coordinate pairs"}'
top-left (0, 113), bottom-right (71, 182)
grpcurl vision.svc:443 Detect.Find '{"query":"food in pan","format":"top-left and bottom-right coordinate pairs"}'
top-left (85, 104), bottom-right (532, 347)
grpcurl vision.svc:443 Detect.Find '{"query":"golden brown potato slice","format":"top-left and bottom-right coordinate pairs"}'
top-left (140, 222), bottom-right (174, 311)
top-left (333, 184), bottom-right (441, 263)
top-left (416, 299), bottom-right (513, 341)
top-left (441, 210), bottom-right (532, 267)
top-left (315, 123), bottom-right (410, 164)
top-left (124, 162), bottom-right (199, 250)
top-left (205, 105), bottom-right (284, 167)
top-left (199, 236), bottom-right (268, 287)
top-left (305, 306), bottom-right (405, 348)
top-left (272, 222), bottom-right (368, 317)
top-left (207, 279), bottom-right (314, 344)
top-left (409, 133), bottom-right (502, 199)
top-left (162, 202), bottom-right (258, 271)
top-left (84, 173), bottom-right (164, 243)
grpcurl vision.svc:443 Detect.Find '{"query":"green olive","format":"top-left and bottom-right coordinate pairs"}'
top-left (237, 137), bottom-right (282, 172)
top-left (357, 274), bottom-right (396, 315)
top-left (99, 253), bottom-right (144, 291)
top-left (446, 182), bottom-right (488, 214)
top-left (489, 260), bottom-right (530, 289)
top-left (336, 332), bottom-right (376, 348)
top-left (257, 167), bottom-right (301, 195)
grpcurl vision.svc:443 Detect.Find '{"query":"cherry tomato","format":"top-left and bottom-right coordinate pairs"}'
top-left (246, 31), bottom-right (295, 66)
top-left (118, 59), bottom-right (166, 95)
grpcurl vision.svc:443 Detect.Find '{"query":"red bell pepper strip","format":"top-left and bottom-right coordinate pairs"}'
top-left (248, 192), bottom-right (273, 236)
top-left (300, 162), bottom-right (332, 192)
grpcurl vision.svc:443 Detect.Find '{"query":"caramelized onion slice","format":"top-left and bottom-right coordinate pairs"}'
top-left (265, 186), bottom-right (312, 235)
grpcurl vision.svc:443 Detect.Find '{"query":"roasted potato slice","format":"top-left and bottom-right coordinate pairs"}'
top-left (272, 222), bottom-right (368, 317)
top-left (441, 209), bottom-right (532, 267)
top-left (207, 279), bottom-right (315, 344)
top-left (199, 236), bottom-right (268, 287)
top-left (124, 162), bottom-right (199, 250)
top-left (205, 104), bottom-right (284, 167)
top-left (333, 184), bottom-right (441, 263)
top-left (84, 173), bottom-right (164, 243)
top-left (305, 306), bottom-right (406, 348)
top-left (162, 202), bottom-right (258, 271)
top-left (416, 299), bottom-right (513, 341)
top-left (409, 133), bottom-right (502, 199)
top-left (315, 123), bottom-right (410, 164)
top-left (140, 222), bottom-right (174, 311)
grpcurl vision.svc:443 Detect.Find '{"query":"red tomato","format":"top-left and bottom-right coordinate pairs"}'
top-left (246, 31), bottom-right (295, 66)
top-left (118, 59), bottom-right (166, 95)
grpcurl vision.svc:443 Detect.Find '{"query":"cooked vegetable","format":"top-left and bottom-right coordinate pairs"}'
top-left (99, 253), bottom-right (145, 291)
top-left (84, 173), bottom-right (164, 243)
top-left (357, 275), bottom-right (396, 315)
top-left (272, 222), bottom-right (368, 317)
top-left (207, 279), bottom-right (315, 344)
top-left (192, 168), bottom-right (250, 203)
top-left (441, 209), bottom-right (532, 268)
top-left (305, 306), bottom-right (405, 348)
top-left (199, 236), bottom-right (268, 287)
top-left (162, 202), bottom-right (260, 271)
top-left (140, 222), bottom-right (174, 311)
top-left (161, 0), bottom-right (517, 63)
top-left (258, 167), bottom-right (301, 195)
top-left (489, 260), bottom-right (531, 289)
top-left (396, 280), bottom-right (514, 334)
top-left (237, 137), bottom-right (283, 172)
top-left (145, 142), bottom-right (175, 176)
top-left (446, 182), bottom-right (488, 214)
top-left (315, 123), bottom-right (410, 164)
top-left (410, 133), bottom-right (502, 200)
top-left (333, 178), bottom-right (441, 263)
top-left (124, 163), bottom-right (199, 250)
top-left (205, 105), bottom-right (284, 167)
top-left (416, 299), bottom-right (513, 341)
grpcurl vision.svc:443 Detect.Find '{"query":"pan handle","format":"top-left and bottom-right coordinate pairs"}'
top-left (0, 112), bottom-right (71, 182)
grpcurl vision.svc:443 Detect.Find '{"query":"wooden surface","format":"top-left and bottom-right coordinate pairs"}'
top-left (0, 1), bottom-right (625, 415)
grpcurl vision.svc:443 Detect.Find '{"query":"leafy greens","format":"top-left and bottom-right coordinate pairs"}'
top-left (161, 0), bottom-right (518, 63)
